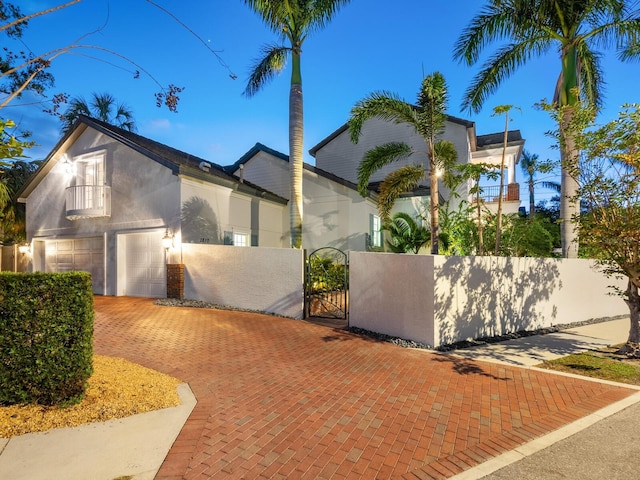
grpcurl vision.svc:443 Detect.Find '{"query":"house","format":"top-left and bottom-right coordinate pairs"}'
top-left (18, 116), bottom-right (288, 296)
top-left (18, 112), bottom-right (524, 298)
top-left (226, 143), bottom-right (381, 253)
top-left (310, 116), bottom-right (525, 218)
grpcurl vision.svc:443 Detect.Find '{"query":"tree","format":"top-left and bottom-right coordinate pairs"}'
top-left (453, 0), bottom-right (640, 258)
top-left (348, 72), bottom-right (458, 254)
top-left (576, 104), bottom-right (640, 351)
top-left (492, 104), bottom-right (520, 252)
top-left (60, 93), bottom-right (135, 133)
top-left (519, 150), bottom-right (558, 218)
top-left (243, 0), bottom-right (351, 248)
top-left (0, 1), bottom-right (183, 114)
top-left (383, 212), bottom-right (430, 254)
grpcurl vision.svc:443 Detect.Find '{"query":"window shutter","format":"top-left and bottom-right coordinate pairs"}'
top-left (251, 234), bottom-right (258, 247)
top-left (223, 231), bottom-right (233, 245)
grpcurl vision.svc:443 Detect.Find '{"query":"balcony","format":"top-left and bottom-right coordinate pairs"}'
top-left (476, 183), bottom-right (520, 204)
top-left (66, 185), bottom-right (111, 220)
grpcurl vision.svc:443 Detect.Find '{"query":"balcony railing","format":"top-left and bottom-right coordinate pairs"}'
top-left (475, 183), bottom-right (520, 204)
top-left (66, 185), bottom-right (111, 220)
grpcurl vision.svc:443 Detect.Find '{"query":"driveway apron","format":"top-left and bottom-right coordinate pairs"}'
top-left (93, 297), bottom-right (635, 479)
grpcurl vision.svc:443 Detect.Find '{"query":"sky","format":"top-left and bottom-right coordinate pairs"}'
top-left (8, 0), bottom-right (640, 205)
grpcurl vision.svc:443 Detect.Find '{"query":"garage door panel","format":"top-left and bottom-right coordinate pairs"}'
top-left (125, 231), bottom-right (166, 298)
top-left (45, 237), bottom-right (104, 294)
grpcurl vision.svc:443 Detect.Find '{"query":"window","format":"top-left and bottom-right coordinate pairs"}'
top-left (233, 232), bottom-right (248, 247)
top-left (65, 151), bottom-right (110, 219)
top-left (369, 214), bottom-right (383, 248)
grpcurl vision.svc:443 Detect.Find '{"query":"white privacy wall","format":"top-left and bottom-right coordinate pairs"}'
top-left (182, 244), bottom-right (304, 319)
top-left (349, 252), bottom-right (628, 347)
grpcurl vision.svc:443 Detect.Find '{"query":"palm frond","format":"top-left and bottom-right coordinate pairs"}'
top-left (306, 0), bottom-right (352, 33)
top-left (348, 91), bottom-right (417, 143)
top-left (244, 44), bottom-right (290, 97)
top-left (540, 181), bottom-right (561, 193)
top-left (452, 0), bottom-right (520, 65)
top-left (356, 142), bottom-right (412, 196)
top-left (377, 165), bottom-right (425, 222)
top-left (461, 35), bottom-right (553, 113)
top-left (416, 72), bottom-right (448, 139)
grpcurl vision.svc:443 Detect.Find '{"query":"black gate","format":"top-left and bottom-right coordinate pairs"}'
top-left (305, 247), bottom-right (348, 320)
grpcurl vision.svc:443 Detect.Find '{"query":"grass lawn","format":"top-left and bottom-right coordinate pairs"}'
top-left (539, 347), bottom-right (640, 385)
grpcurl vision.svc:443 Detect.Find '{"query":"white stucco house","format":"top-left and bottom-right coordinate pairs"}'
top-left (18, 112), bottom-right (524, 298)
top-left (18, 116), bottom-right (289, 296)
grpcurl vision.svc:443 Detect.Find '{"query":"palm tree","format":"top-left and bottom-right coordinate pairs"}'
top-left (383, 212), bottom-right (430, 254)
top-left (519, 150), bottom-right (560, 218)
top-left (453, 0), bottom-right (640, 258)
top-left (243, 0), bottom-right (351, 249)
top-left (348, 72), bottom-right (458, 254)
top-left (60, 92), bottom-right (135, 133)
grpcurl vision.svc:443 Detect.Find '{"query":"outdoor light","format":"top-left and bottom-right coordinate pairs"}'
top-left (162, 229), bottom-right (174, 251)
top-left (18, 243), bottom-right (30, 255)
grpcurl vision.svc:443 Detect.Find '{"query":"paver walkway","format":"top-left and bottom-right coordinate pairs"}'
top-left (93, 297), bottom-right (635, 479)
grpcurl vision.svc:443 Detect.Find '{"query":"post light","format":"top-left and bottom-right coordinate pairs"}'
top-left (162, 229), bottom-right (174, 251)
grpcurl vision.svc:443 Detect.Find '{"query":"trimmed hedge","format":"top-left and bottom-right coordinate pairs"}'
top-left (0, 272), bottom-right (94, 406)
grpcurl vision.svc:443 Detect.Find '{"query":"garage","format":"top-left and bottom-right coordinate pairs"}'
top-left (45, 237), bottom-right (105, 294)
top-left (123, 231), bottom-right (166, 298)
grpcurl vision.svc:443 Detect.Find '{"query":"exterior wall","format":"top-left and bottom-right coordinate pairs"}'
top-left (182, 243), bottom-right (304, 318)
top-left (302, 170), bottom-right (378, 252)
top-left (240, 151), bottom-right (290, 199)
top-left (314, 118), bottom-right (471, 194)
top-left (179, 177), bottom-right (286, 248)
top-left (349, 252), bottom-right (629, 347)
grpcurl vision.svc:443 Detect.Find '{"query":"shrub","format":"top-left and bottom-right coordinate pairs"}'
top-left (0, 272), bottom-right (94, 406)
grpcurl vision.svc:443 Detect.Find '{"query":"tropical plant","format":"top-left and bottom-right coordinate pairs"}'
top-left (382, 212), bottom-right (430, 254)
top-left (1, 158), bottom-right (39, 243)
top-left (60, 93), bottom-right (135, 133)
top-left (519, 150), bottom-right (559, 218)
top-left (348, 72), bottom-right (458, 254)
top-left (454, 0), bottom-right (640, 258)
top-left (576, 103), bottom-right (640, 350)
top-left (243, 0), bottom-right (351, 248)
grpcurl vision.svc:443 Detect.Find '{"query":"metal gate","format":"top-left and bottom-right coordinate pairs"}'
top-left (305, 247), bottom-right (348, 320)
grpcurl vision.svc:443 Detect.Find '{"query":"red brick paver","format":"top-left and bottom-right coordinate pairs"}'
top-left (93, 297), bottom-right (635, 479)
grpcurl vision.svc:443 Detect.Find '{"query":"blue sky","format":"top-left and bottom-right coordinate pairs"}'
top-left (9, 0), bottom-right (640, 204)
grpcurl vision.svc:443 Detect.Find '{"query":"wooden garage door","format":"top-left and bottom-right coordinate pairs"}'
top-left (45, 237), bottom-right (105, 294)
top-left (125, 231), bottom-right (166, 298)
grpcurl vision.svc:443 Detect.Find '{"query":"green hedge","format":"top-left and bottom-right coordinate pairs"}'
top-left (0, 272), bottom-right (94, 406)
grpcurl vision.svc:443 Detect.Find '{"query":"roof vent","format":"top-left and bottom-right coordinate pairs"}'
top-left (199, 161), bottom-right (211, 173)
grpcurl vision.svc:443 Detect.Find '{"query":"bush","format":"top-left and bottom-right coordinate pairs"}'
top-left (0, 272), bottom-right (94, 406)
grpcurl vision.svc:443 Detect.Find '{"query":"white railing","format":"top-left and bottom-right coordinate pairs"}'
top-left (65, 185), bottom-right (111, 220)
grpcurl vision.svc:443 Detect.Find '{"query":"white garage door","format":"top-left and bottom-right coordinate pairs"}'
top-left (45, 237), bottom-right (105, 294)
top-left (125, 231), bottom-right (166, 298)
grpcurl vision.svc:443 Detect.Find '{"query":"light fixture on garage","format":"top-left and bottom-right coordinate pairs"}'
top-left (18, 242), bottom-right (31, 255)
top-left (162, 229), bottom-right (174, 251)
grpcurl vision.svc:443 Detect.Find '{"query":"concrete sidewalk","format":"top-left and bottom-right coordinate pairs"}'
top-left (1, 298), bottom-right (637, 480)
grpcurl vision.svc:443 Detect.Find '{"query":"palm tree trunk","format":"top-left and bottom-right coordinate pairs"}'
top-left (528, 177), bottom-right (535, 221)
top-left (495, 111), bottom-right (509, 253)
top-left (289, 51), bottom-right (304, 249)
top-left (429, 161), bottom-right (439, 254)
top-left (559, 106), bottom-right (580, 258)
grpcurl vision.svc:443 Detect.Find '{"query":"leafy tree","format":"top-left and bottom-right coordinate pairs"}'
top-left (0, 120), bottom-right (34, 242)
top-left (383, 212), bottom-right (430, 254)
top-left (576, 104), bottom-right (640, 350)
top-left (0, 1), bottom-right (183, 114)
top-left (60, 93), bottom-right (135, 133)
top-left (348, 72), bottom-right (458, 254)
top-left (243, 0), bottom-right (351, 248)
top-left (454, 0), bottom-right (640, 258)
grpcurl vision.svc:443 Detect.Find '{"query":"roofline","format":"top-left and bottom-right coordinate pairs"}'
top-left (309, 115), bottom-right (477, 157)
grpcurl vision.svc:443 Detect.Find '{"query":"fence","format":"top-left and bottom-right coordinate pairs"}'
top-left (0, 245), bottom-right (29, 273)
top-left (349, 252), bottom-right (628, 348)
top-left (181, 243), bottom-right (305, 319)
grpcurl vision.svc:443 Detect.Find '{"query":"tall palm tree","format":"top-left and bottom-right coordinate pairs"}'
top-left (243, 0), bottom-right (351, 249)
top-left (453, 0), bottom-right (640, 258)
top-left (61, 92), bottom-right (135, 133)
top-left (348, 72), bottom-right (458, 254)
top-left (520, 150), bottom-right (560, 218)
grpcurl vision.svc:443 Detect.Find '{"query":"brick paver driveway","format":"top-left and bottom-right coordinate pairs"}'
top-left (93, 297), bottom-right (635, 479)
